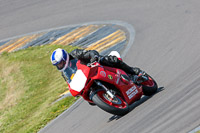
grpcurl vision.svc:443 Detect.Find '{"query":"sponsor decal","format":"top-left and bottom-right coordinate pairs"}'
top-left (108, 75), bottom-right (113, 80)
top-left (126, 86), bottom-right (138, 99)
top-left (100, 71), bottom-right (106, 77)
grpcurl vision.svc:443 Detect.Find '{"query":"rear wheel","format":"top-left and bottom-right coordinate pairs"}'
top-left (141, 74), bottom-right (158, 96)
top-left (92, 90), bottom-right (129, 116)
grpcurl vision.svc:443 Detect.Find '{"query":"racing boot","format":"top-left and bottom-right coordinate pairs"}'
top-left (118, 61), bottom-right (149, 84)
top-left (118, 61), bottom-right (141, 75)
top-left (100, 55), bottom-right (142, 75)
top-left (135, 71), bottom-right (149, 84)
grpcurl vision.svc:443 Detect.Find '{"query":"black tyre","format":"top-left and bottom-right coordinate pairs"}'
top-left (141, 74), bottom-right (158, 96)
top-left (91, 90), bottom-right (129, 116)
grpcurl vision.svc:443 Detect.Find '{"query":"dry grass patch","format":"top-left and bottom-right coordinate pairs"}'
top-left (0, 60), bottom-right (25, 110)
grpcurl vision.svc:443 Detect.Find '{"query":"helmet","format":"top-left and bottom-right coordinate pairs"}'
top-left (51, 48), bottom-right (69, 71)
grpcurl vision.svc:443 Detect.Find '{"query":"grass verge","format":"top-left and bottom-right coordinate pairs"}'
top-left (0, 44), bottom-right (77, 133)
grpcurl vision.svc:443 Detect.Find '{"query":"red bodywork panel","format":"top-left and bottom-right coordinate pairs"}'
top-left (69, 61), bottom-right (143, 105)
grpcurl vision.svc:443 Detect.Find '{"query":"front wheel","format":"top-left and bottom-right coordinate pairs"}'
top-left (91, 90), bottom-right (129, 116)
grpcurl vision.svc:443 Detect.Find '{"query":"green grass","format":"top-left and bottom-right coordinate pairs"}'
top-left (0, 45), bottom-right (78, 133)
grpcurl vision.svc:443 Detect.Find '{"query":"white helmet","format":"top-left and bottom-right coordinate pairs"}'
top-left (51, 48), bottom-right (69, 71)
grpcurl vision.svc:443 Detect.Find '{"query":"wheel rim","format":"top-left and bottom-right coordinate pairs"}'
top-left (97, 91), bottom-right (127, 109)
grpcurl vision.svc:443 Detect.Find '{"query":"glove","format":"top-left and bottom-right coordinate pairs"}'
top-left (90, 55), bottom-right (100, 63)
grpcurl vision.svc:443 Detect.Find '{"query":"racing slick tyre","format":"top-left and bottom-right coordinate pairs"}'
top-left (91, 90), bottom-right (129, 116)
top-left (141, 74), bottom-right (158, 96)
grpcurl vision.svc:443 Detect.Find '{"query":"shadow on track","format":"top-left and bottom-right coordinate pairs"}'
top-left (107, 87), bottom-right (164, 123)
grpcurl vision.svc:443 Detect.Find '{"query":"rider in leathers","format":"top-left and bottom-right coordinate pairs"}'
top-left (51, 48), bottom-right (141, 81)
top-left (67, 49), bottom-right (141, 77)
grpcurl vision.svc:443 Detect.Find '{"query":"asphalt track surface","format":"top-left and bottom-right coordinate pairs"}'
top-left (1, 0), bottom-right (200, 133)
